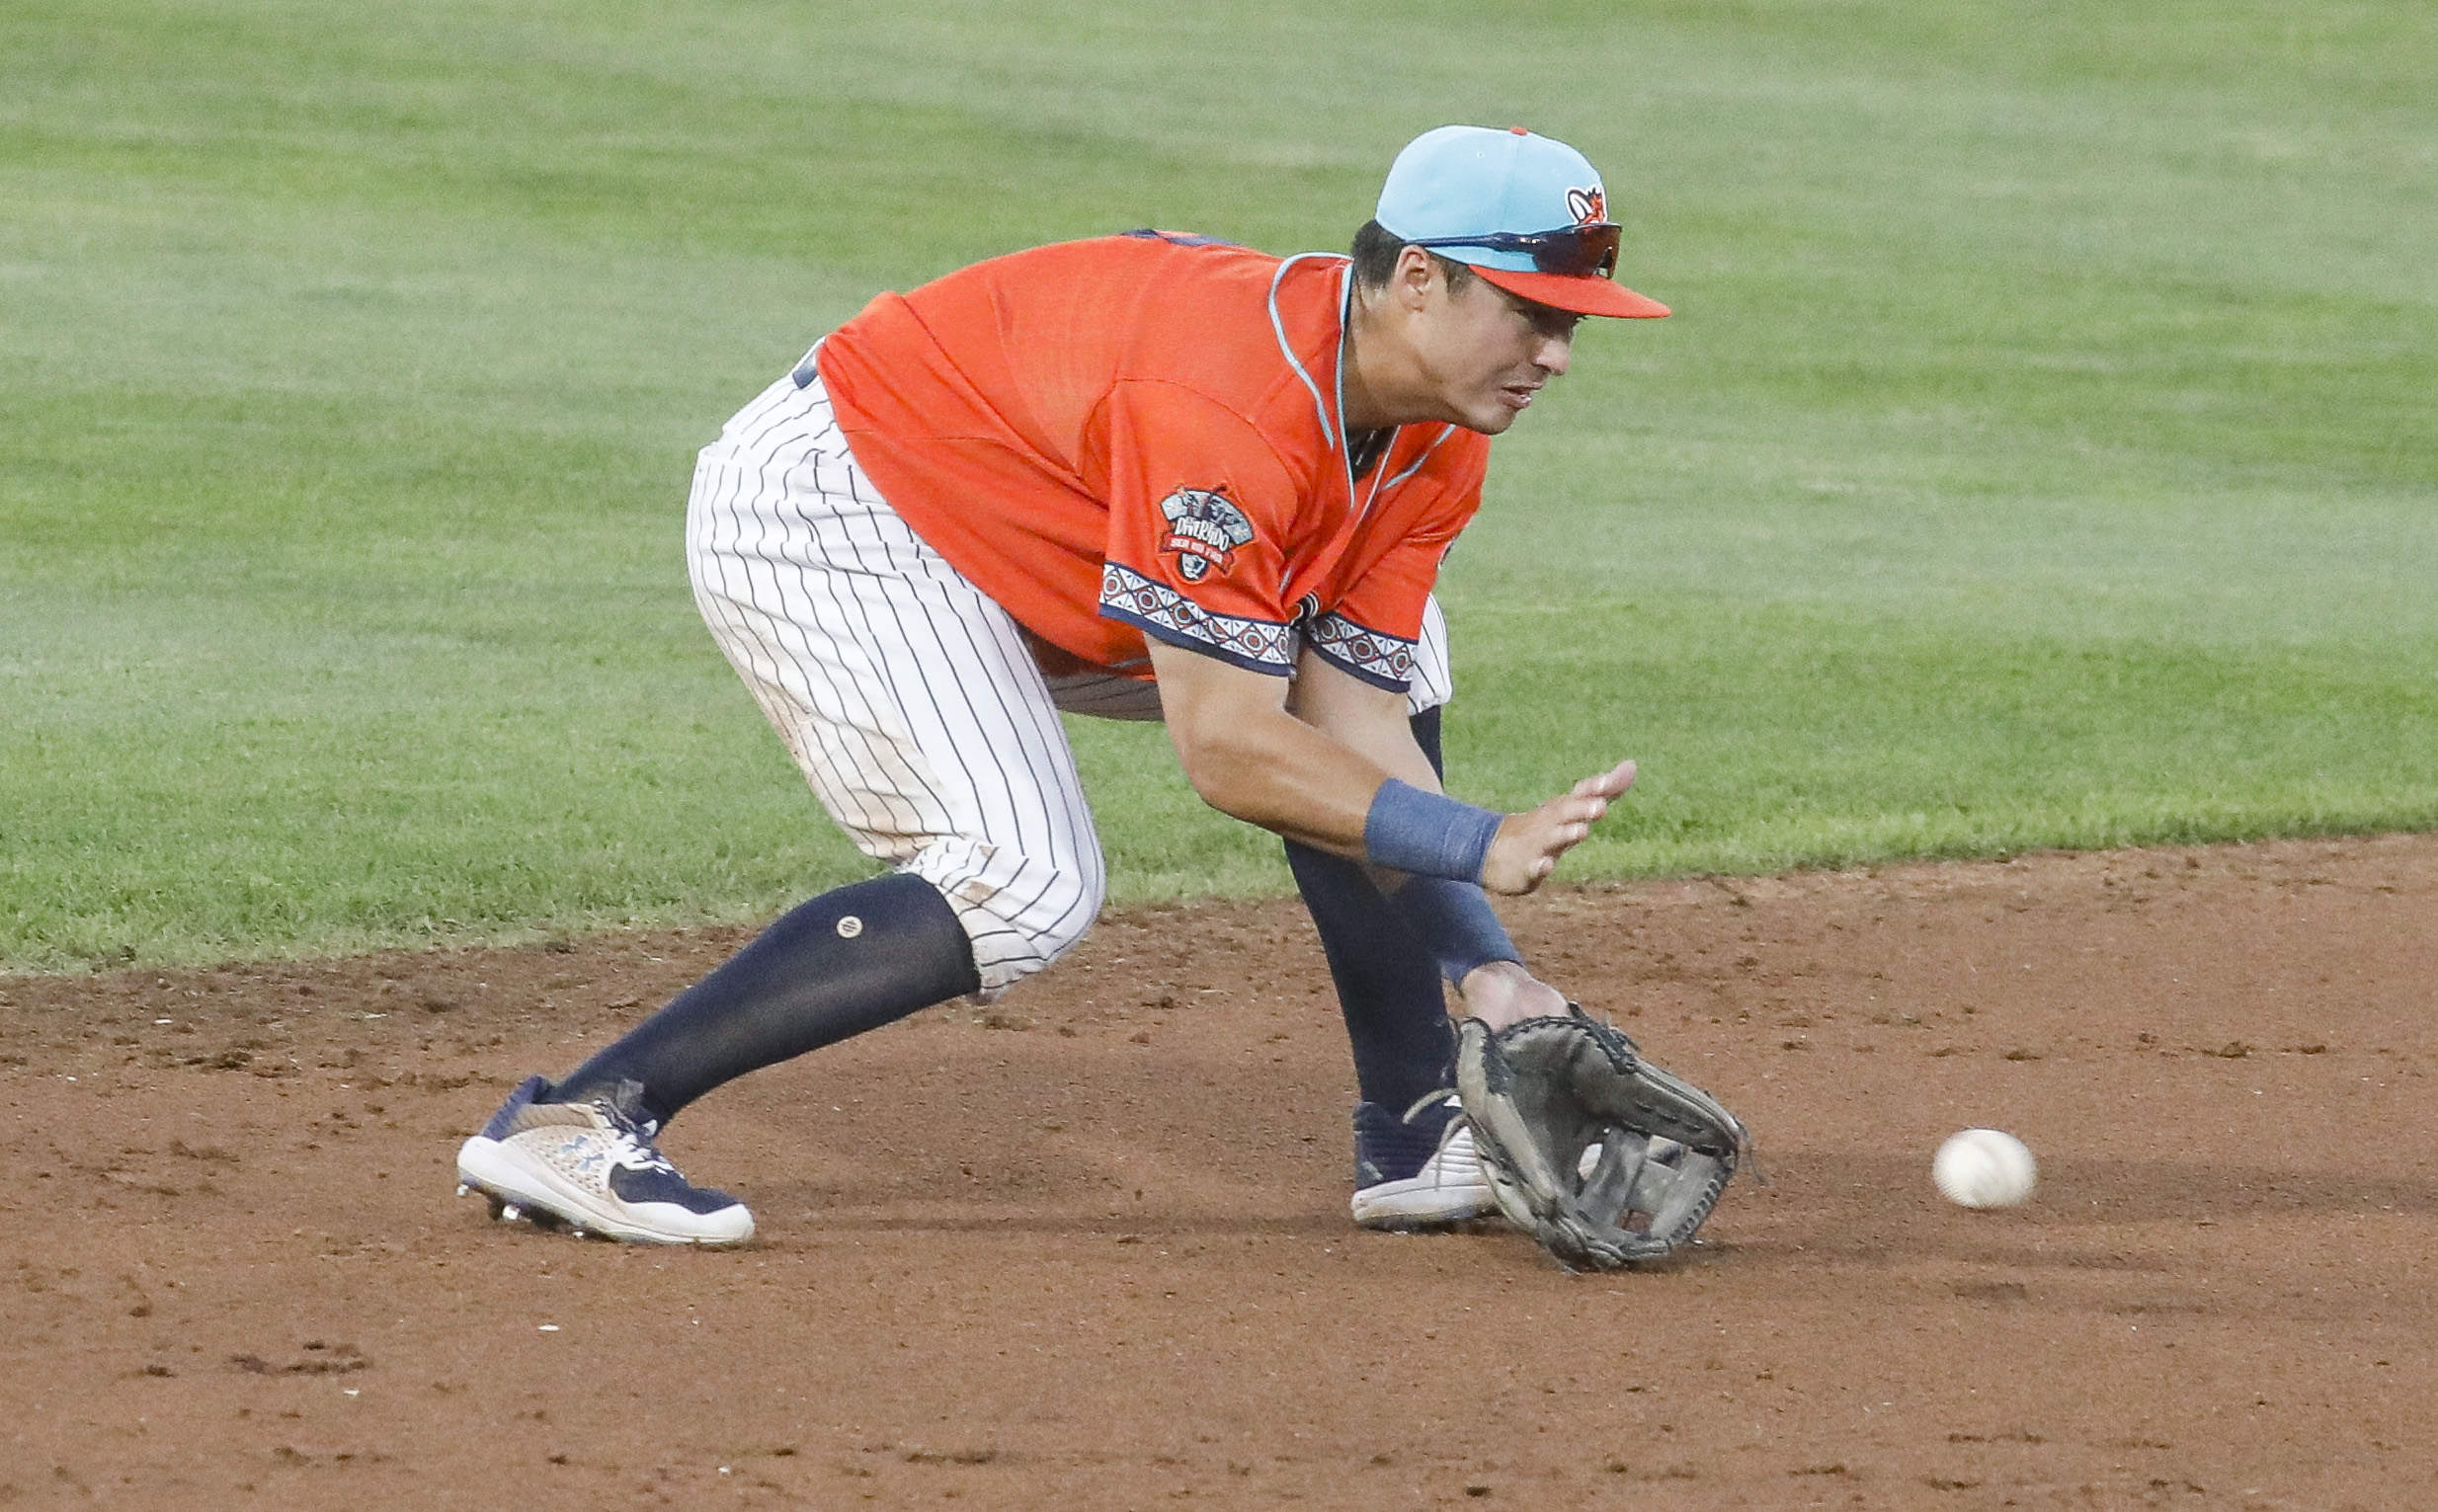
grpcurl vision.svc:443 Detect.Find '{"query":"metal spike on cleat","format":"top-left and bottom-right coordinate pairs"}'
top-left (456, 1183), bottom-right (470, 1198)
top-left (501, 1203), bottom-right (524, 1224)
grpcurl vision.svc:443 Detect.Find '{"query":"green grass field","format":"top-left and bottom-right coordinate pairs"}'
top-left (4, 0), bottom-right (2433, 972)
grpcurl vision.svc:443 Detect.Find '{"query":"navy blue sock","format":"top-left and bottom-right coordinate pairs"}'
top-left (553, 872), bottom-right (981, 1126)
top-left (1287, 706), bottom-right (1458, 1115)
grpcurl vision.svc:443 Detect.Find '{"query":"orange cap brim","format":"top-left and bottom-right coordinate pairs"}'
top-left (1473, 264), bottom-right (1670, 318)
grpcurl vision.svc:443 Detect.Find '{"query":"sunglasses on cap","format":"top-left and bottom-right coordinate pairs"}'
top-left (1405, 221), bottom-right (1622, 279)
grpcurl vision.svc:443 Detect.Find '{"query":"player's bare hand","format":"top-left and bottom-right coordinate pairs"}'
top-left (1480, 759), bottom-right (1635, 896)
top-left (1456, 960), bottom-right (1571, 1030)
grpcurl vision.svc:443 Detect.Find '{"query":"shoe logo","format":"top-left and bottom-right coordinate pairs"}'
top-left (836, 915), bottom-right (864, 939)
top-left (555, 1135), bottom-right (609, 1177)
top-left (553, 1127), bottom-right (675, 1178)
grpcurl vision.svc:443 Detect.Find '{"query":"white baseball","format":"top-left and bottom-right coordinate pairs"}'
top-left (1932, 1129), bottom-right (2036, 1209)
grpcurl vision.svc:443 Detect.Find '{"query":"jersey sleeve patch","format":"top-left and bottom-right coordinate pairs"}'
top-left (1158, 486), bottom-right (1257, 583)
top-left (1100, 563), bottom-right (1296, 676)
top-left (1307, 610), bottom-right (1417, 691)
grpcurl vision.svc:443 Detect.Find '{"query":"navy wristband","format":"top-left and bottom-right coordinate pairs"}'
top-left (1362, 778), bottom-right (1502, 883)
top-left (1388, 876), bottom-right (1522, 985)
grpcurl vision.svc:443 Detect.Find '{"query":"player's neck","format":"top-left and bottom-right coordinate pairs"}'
top-left (1341, 286), bottom-right (1419, 433)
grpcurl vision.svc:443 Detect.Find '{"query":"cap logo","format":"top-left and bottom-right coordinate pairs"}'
top-left (1566, 186), bottom-right (1606, 226)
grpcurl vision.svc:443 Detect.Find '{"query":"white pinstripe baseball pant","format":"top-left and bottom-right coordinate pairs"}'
top-left (687, 358), bottom-right (1452, 994)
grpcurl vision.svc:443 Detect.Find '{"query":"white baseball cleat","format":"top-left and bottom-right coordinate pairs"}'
top-left (1350, 1095), bottom-right (1499, 1231)
top-left (455, 1076), bottom-right (754, 1245)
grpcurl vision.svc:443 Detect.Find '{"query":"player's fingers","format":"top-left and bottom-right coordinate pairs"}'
top-left (1546, 794), bottom-right (1608, 827)
top-left (1535, 819), bottom-right (1590, 857)
top-left (1492, 777), bottom-right (1626, 891)
top-left (1572, 759), bottom-right (1636, 799)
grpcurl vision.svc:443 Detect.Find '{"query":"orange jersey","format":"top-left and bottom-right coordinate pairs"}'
top-left (814, 233), bottom-right (1490, 689)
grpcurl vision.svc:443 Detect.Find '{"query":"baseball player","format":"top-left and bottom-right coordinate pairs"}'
top-left (455, 124), bottom-right (1670, 1244)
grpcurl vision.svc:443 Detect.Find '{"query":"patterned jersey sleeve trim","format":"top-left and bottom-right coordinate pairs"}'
top-left (1099, 563), bottom-right (1297, 676)
top-left (1307, 610), bottom-right (1417, 692)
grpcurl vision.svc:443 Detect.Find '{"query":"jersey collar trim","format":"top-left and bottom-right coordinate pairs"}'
top-left (1266, 253), bottom-right (1341, 450)
top-left (1267, 253), bottom-right (1409, 533)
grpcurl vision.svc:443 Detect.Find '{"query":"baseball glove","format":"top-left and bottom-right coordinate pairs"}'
top-left (1455, 1007), bottom-right (1749, 1270)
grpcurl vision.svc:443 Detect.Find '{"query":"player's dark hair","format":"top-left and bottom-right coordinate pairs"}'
top-left (1348, 219), bottom-right (1477, 294)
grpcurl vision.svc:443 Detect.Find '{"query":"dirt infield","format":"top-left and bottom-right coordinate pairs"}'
top-left (5, 835), bottom-right (2434, 1510)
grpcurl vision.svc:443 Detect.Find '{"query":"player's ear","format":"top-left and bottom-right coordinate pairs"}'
top-left (1394, 244), bottom-right (1438, 311)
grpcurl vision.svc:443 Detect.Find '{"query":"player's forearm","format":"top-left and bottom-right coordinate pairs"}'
top-left (1148, 638), bottom-right (1393, 854)
top-left (1150, 639), bottom-right (1561, 885)
top-left (1283, 653), bottom-right (1444, 795)
top-left (1166, 700), bottom-right (1386, 856)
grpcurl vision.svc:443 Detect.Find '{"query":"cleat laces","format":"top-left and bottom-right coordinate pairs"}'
top-left (1398, 1088), bottom-right (1474, 1188)
top-left (592, 1106), bottom-right (679, 1175)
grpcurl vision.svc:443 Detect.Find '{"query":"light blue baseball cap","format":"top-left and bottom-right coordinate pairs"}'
top-left (1375, 124), bottom-right (1667, 318)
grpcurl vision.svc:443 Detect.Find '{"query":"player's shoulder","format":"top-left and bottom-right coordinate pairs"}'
top-left (1052, 238), bottom-right (1342, 435)
top-left (970, 230), bottom-right (1282, 285)
top-left (888, 233), bottom-right (1352, 470)
top-left (913, 233), bottom-right (1297, 358)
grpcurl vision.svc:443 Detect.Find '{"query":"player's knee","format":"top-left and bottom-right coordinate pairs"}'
top-left (912, 845), bottom-right (1103, 994)
top-left (1032, 865), bottom-right (1105, 965)
top-left (1016, 862), bottom-right (1105, 970)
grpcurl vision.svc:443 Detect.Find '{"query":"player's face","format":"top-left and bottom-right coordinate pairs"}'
top-left (1414, 273), bottom-right (1580, 435)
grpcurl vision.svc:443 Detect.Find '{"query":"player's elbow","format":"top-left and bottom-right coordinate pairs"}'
top-left (1148, 641), bottom-right (1298, 823)
top-left (1168, 717), bottom-right (1271, 822)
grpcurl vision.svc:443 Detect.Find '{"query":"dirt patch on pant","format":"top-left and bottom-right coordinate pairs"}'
top-left (5, 833), bottom-right (2434, 1509)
